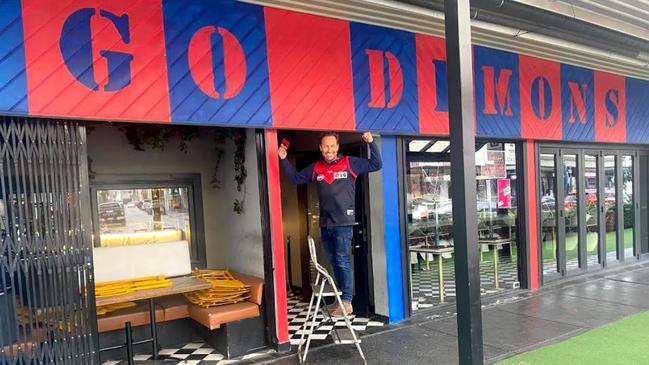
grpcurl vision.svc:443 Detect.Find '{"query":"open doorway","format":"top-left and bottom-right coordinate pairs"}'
top-left (277, 130), bottom-right (384, 345)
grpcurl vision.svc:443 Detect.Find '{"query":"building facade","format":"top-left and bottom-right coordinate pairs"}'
top-left (1, 0), bottom-right (648, 362)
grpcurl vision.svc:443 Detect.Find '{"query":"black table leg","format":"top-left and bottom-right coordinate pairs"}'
top-left (149, 298), bottom-right (158, 360)
top-left (125, 322), bottom-right (134, 365)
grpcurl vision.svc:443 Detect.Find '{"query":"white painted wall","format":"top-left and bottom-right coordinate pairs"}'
top-left (367, 137), bottom-right (389, 318)
top-left (87, 124), bottom-right (264, 278)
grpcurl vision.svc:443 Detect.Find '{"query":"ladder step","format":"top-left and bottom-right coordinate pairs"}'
top-left (310, 284), bottom-right (342, 296)
top-left (314, 291), bottom-right (341, 297)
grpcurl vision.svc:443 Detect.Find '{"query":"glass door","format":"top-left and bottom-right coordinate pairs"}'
top-left (622, 155), bottom-right (635, 260)
top-left (540, 147), bottom-right (642, 279)
top-left (540, 148), bottom-right (590, 279)
top-left (562, 152), bottom-right (581, 273)
top-left (584, 153), bottom-right (601, 269)
top-left (539, 150), bottom-right (560, 280)
top-left (603, 153), bottom-right (620, 265)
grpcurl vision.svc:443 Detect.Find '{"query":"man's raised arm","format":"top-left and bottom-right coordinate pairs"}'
top-left (350, 132), bottom-right (382, 174)
top-left (279, 146), bottom-right (313, 185)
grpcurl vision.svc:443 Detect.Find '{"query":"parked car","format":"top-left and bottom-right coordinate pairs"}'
top-left (141, 199), bottom-right (152, 212)
top-left (541, 195), bottom-right (556, 211)
top-left (564, 194), bottom-right (577, 209)
top-left (98, 202), bottom-right (125, 226)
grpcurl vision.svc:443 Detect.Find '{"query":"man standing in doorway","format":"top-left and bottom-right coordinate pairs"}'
top-left (278, 132), bottom-right (382, 317)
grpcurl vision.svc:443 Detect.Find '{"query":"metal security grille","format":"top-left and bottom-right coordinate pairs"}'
top-left (0, 117), bottom-right (97, 364)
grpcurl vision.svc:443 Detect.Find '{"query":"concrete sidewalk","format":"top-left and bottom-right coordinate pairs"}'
top-left (265, 261), bottom-right (649, 365)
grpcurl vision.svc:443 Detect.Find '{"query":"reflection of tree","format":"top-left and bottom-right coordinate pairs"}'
top-left (152, 189), bottom-right (163, 231)
top-left (407, 164), bottom-right (449, 245)
top-left (98, 190), bottom-right (109, 204)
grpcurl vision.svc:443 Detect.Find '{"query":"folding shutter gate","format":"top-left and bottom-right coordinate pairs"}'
top-left (0, 117), bottom-right (98, 364)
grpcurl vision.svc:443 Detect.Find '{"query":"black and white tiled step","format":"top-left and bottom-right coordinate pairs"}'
top-left (102, 343), bottom-right (275, 365)
top-left (287, 296), bottom-right (384, 346)
top-left (104, 296), bottom-right (384, 364)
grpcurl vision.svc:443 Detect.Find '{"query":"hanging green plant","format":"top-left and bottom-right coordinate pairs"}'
top-left (115, 124), bottom-right (247, 214)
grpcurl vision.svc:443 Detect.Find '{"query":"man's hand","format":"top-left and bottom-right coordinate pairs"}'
top-left (278, 146), bottom-right (287, 160)
top-left (361, 132), bottom-right (373, 144)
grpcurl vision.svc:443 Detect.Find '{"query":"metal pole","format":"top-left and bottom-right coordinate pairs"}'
top-left (444, 0), bottom-right (485, 364)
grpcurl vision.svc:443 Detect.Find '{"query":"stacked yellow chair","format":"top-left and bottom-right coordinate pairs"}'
top-left (184, 269), bottom-right (250, 308)
top-left (95, 275), bottom-right (172, 314)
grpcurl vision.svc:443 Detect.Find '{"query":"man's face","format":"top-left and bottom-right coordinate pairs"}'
top-left (319, 135), bottom-right (339, 162)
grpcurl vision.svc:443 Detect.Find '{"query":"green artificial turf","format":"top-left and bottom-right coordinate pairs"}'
top-left (495, 309), bottom-right (649, 365)
top-left (541, 228), bottom-right (634, 261)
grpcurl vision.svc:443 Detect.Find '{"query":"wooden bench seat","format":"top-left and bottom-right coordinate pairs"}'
top-left (97, 271), bottom-right (266, 359)
top-left (188, 302), bottom-right (259, 330)
top-left (97, 303), bottom-right (164, 333)
top-left (155, 294), bottom-right (190, 322)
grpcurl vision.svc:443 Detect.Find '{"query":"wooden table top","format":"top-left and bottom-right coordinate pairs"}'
top-left (95, 276), bottom-right (211, 307)
top-left (478, 237), bottom-right (512, 245)
top-left (409, 245), bottom-right (455, 254)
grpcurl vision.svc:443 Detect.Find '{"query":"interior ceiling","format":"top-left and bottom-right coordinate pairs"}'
top-left (276, 130), bottom-right (365, 152)
top-left (243, 0), bottom-right (649, 79)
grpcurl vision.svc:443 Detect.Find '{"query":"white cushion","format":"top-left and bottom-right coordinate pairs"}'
top-left (93, 240), bottom-right (191, 283)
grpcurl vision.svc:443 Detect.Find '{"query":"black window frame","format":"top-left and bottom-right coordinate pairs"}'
top-left (89, 173), bottom-right (207, 269)
top-left (537, 142), bottom-right (649, 285)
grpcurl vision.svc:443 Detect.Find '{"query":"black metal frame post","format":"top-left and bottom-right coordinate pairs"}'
top-left (556, 149), bottom-right (566, 276)
top-left (633, 152), bottom-right (642, 259)
top-left (255, 129), bottom-right (282, 351)
top-left (517, 142), bottom-right (531, 288)
top-left (577, 152), bottom-right (587, 270)
top-left (616, 153), bottom-right (624, 262)
top-left (598, 151), bottom-right (607, 266)
top-left (397, 136), bottom-right (413, 319)
top-left (444, 0), bottom-right (484, 363)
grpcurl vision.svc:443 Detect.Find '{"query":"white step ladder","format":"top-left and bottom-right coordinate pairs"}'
top-left (297, 236), bottom-right (367, 364)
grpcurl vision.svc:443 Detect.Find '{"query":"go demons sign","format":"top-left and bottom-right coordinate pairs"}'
top-left (2, 0), bottom-right (649, 142)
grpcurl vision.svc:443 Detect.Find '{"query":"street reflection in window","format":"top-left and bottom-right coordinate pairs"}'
top-left (95, 187), bottom-right (191, 248)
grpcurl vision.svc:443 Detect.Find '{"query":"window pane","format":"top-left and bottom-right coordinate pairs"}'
top-left (584, 154), bottom-right (599, 267)
top-left (96, 187), bottom-right (191, 248)
top-left (540, 153), bottom-right (559, 278)
top-left (563, 154), bottom-right (580, 270)
top-left (604, 156), bottom-right (618, 263)
top-left (623, 155), bottom-right (634, 258)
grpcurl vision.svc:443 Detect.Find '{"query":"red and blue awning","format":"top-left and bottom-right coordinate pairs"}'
top-left (1, 0), bottom-right (648, 142)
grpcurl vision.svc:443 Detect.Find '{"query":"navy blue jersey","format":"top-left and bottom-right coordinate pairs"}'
top-left (280, 141), bottom-right (382, 227)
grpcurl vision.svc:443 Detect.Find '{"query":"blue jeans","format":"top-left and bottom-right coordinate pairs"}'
top-left (320, 226), bottom-right (354, 302)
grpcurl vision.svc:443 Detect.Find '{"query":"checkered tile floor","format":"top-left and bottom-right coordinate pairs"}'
top-left (542, 255), bottom-right (600, 277)
top-left (103, 297), bottom-right (384, 364)
top-left (102, 343), bottom-right (275, 365)
top-left (287, 296), bottom-right (385, 346)
top-left (411, 246), bottom-right (520, 311)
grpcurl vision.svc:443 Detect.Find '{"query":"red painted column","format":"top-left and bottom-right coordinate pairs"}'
top-left (264, 129), bottom-right (289, 345)
top-left (525, 140), bottom-right (540, 289)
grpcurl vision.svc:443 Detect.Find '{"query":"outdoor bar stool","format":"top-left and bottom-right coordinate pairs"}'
top-left (297, 236), bottom-right (366, 364)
